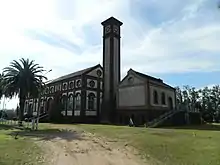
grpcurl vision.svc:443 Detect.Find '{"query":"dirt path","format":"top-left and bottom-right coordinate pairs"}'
top-left (37, 129), bottom-right (145, 165)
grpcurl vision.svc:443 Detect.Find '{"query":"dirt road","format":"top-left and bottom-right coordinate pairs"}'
top-left (37, 129), bottom-right (145, 165)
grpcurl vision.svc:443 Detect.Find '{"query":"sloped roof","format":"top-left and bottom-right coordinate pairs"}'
top-left (48, 64), bottom-right (101, 84)
top-left (121, 69), bottom-right (175, 90)
top-left (132, 70), bottom-right (163, 83)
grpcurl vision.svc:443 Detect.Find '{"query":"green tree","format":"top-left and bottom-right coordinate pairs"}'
top-left (175, 85), bottom-right (220, 123)
top-left (3, 58), bottom-right (46, 125)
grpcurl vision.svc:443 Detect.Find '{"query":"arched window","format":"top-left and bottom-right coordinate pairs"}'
top-left (75, 93), bottom-right (81, 110)
top-left (28, 104), bottom-right (33, 115)
top-left (34, 99), bottom-right (38, 112)
top-left (61, 95), bottom-right (67, 111)
top-left (88, 93), bottom-right (96, 110)
top-left (153, 90), bottom-right (158, 104)
top-left (161, 92), bottom-right (166, 105)
top-left (24, 102), bottom-right (28, 113)
top-left (46, 98), bottom-right (53, 112)
top-left (45, 87), bottom-right (49, 94)
top-left (68, 94), bottom-right (74, 111)
top-left (50, 86), bottom-right (54, 93)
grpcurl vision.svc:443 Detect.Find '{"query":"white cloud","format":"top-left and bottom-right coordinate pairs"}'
top-left (0, 0), bottom-right (220, 108)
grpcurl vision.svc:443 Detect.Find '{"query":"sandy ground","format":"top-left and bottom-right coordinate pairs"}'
top-left (37, 129), bottom-right (145, 165)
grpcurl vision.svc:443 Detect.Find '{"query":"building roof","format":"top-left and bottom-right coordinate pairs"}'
top-left (101, 16), bottom-right (123, 26)
top-left (132, 70), bottom-right (163, 83)
top-left (48, 64), bottom-right (101, 84)
top-left (123, 69), bottom-right (175, 90)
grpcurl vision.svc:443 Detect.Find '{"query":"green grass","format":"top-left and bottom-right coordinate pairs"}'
top-left (73, 124), bottom-right (220, 165)
top-left (0, 125), bottom-right (44, 165)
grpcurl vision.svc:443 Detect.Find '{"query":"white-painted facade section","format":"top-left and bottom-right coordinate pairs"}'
top-left (68, 91), bottom-right (73, 96)
top-left (119, 85), bottom-right (145, 107)
top-left (85, 111), bottom-right (97, 116)
top-left (74, 110), bottom-right (80, 116)
top-left (118, 70), bottom-right (176, 109)
top-left (61, 111), bottom-right (65, 116)
top-left (119, 74), bottom-right (144, 87)
top-left (86, 67), bottom-right (103, 78)
top-left (67, 111), bottom-right (72, 116)
top-left (149, 84), bottom-right (175, 108)
top-left (100, 82), bottom-right (103, 90)
top-left (104, 37), bottom-right (110, 100)
top-left (86, 79), bottom-right (98, 88)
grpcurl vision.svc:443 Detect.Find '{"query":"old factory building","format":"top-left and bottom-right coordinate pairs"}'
top-left (24, 17), bottom-right (176, 125)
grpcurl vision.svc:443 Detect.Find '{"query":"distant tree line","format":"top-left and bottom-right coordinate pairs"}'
top-left (175, 85), bottom-right (220, 123)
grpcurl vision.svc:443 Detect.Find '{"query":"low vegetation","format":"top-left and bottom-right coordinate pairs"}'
top-left (1, 123), bottom-right (220, 165)
top-left (0, 125), bottom-right (44, 165)
top-left (75, 124), bottom-right (220, 165)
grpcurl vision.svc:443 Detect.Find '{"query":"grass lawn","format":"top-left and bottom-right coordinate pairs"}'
top-left (0, 125), bottom-right (44, 165)
top-left (70, 124), bottom-right (220, 165)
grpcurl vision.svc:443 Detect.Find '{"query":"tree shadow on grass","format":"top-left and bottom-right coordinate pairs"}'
top-left (8, 128), bottom-right (82, 142)
top-left (161, 123), bottom-right (220, 131)
top-left (0, 124), bottom-right (15, 130)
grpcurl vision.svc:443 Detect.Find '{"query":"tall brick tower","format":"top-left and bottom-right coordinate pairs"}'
top-left (101, 17), bottom-right (123, 123)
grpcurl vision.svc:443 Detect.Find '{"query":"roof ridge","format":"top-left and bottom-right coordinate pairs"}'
top-left (49, 64), bottom-right (101, 84)
top-left (132, 69), bottom-right (163, 82)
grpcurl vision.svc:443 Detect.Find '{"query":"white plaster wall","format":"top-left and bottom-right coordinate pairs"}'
top-left (100, 82), bottom-right (103, 90)
top-left (74, 110), bottom-right (80, 116)
top-left (87, 67), bottom-right (103, 78)
top-left (85, 111), bottom-right (97, 116)
top-left (149, 84), bottom-right (175, 108)
top-left (119, 74), bottom-right (144, 87)
top-left (61, 111), bottom-right (65, 116)
top-left (118, 85), bottom-right (146, 107)
top-left (68, 92), bottom-right (73, 96)
top-left (67, 111), bottom-right (72, 116)
top-left (86, 79), bottom-right (98, 88)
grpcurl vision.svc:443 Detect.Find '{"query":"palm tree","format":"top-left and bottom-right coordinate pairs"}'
top-left (3, 58), bottom-right (46, 125)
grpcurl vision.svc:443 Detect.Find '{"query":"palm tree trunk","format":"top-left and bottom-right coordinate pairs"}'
top-left (18, 95), bottom-right (25, 126)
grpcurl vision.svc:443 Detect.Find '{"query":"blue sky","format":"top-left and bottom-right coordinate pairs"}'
top-left (0, 0), bottom-right (220, 108)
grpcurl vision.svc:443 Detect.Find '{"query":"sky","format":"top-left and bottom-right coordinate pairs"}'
top-left (0, 0), bottom-right (220, 109)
